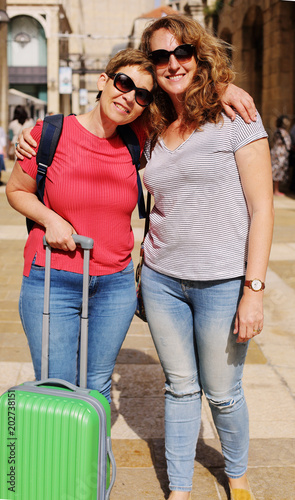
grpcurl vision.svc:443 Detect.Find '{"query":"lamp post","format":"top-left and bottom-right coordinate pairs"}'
top-left (0, 9), bottom-right (9, 23)
top-left (65, 53), bottom-right (87, 115)
top-left (0, 7), bottom-right (10, 130)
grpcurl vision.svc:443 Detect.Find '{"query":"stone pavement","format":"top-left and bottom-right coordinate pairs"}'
top-left (0, 161), bottom-right (294, 499)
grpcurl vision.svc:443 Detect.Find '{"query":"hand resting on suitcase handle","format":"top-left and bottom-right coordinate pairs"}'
top-left (43, 234), bottom-right (94, 250)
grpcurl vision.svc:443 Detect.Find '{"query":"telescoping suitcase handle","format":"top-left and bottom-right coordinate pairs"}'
top-left (29, 236), bottom-right (117, 500)
top-left (42, 234), bottom-right (94, 388)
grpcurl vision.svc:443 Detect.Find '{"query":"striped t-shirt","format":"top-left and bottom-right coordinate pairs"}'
top-left (143, 113), bottom-right (268, 281)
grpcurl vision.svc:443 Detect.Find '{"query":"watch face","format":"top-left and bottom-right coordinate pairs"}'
top-left (252, 279), bottom-right (262, 291)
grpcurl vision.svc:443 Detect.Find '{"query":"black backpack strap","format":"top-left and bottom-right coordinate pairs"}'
top-left (35, 114), bottom-right (64, 203)
top-left (117, 124), bottom-right (146, 219)
top-left (26, 114), bottom-right (64, 233)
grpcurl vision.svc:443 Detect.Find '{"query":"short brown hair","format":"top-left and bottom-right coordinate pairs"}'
top-left (95, 48), bottom-right (158, 134)
top-left (96, 48), bottom-right (156, 100)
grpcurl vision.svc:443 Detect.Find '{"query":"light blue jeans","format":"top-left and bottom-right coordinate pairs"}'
top-left (19, 260), bottom-right (137, 402)
top-left (141, 264), bottom-right (249, 491)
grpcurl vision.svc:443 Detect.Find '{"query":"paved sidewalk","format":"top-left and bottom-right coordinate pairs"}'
top-left (0, 162), bottom-right (295, 499)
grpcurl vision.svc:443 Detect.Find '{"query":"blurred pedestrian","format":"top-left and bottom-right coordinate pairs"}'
top-left (8, 106), bottom-right (34, 159)
top-left (0, 126), bottom-right (7, 186)
top-left (270, 115), bottom-right (291, 196)
top-left (289, 120), bottom-right (295, 193)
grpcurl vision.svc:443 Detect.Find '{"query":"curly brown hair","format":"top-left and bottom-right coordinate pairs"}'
top-left (140, 14), bottom-right (235, 138)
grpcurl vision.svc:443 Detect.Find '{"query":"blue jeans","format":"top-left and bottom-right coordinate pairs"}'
top-left (19, 260), bottom-right (137, 402)
top-left (141, 264), bottom-right (249, 491)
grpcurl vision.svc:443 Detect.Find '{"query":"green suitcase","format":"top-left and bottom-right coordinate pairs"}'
top-left (0, 236), bottom-right (116, 499)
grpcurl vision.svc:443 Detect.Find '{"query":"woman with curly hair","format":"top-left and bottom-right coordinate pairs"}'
top-left (140, 15), bottom-right (274, 500)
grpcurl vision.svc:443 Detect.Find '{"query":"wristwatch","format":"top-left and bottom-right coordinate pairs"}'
top-left (244, 279), bottom-right (265, 292)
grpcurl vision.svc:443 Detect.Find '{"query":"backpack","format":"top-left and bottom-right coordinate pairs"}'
top-left (26, 114), bottom-right (146, 232)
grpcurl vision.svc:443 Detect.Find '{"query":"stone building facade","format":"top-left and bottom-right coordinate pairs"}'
top-left (164, 0), bottom-right (216, 25)
top-left (161, 0), bottom-right (295, 135)
top-left (2, 0), bottom-right (294, 134)
top-left (7, 0), bottom-right (72, 118)
top-left (216, 0), bottom-right (295, 136)
top-left (5, 0), bottom-right (155, 117)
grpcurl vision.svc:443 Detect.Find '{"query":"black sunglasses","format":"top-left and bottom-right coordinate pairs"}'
top-left (108, 72), bottom-right (153, 107)
top-left (148, 44), bottom-right (195, 67)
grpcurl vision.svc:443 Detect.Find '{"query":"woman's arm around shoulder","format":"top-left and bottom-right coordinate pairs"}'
top-left (15, 122), bottom-right (41, 160)
top-left (220, 84), bottom-right (257, 124)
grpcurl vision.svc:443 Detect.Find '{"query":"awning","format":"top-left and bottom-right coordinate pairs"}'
top-left (8, 88), bottom-right (47, 106)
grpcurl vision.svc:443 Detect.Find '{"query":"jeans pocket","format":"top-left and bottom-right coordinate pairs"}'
top-left (120, 260), bottom-right (134, 275)
top-left (31, 253), bottom-right (44, 270)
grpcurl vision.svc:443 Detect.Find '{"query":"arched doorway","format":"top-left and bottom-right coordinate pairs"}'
top-left (8, 15), bottom-right (47, 113)
top-left (242, 6), bottom-right (263, 113)
top-left (219, 28), bottom-right (233, 64)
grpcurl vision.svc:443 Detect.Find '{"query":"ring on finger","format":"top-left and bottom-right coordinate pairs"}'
top-left (253, 328), bottom-right (262, 333)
